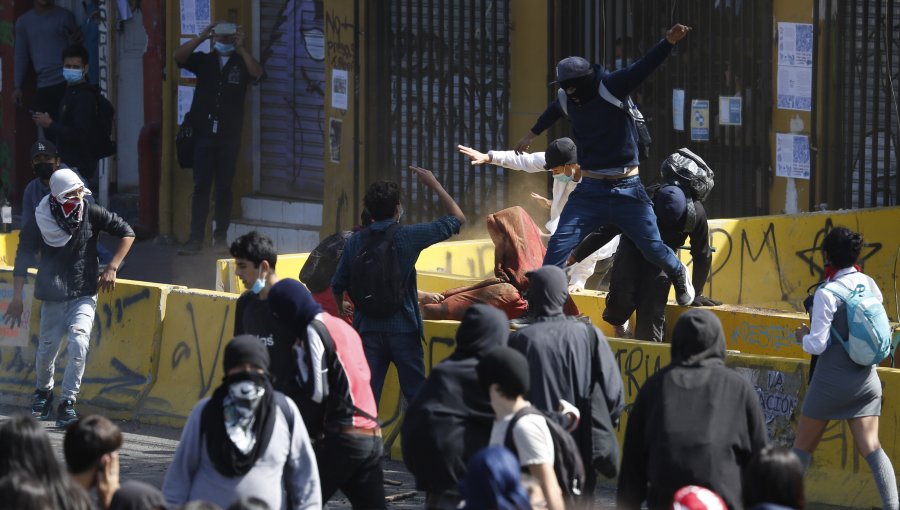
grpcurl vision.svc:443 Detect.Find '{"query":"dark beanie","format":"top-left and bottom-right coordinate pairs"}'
top-left (268, 278), bottom-right (323, 329)
top-left (654, 184), bottom-right (688, 230)
top-left (476, 346), bottom-right (530, 398)
top-left (223, 335), bottom-right (270, 374)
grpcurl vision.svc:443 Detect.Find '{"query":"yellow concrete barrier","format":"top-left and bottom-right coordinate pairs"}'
top-left (379, 321), bottom-right (898, 508)
top-left (0, 231), bottom-right (20, 267)
top-left (137, 288), bottom-right (238, 426)
top-left (0, 269), bottom-right (178, 420)
top-left (685, 207), bottom-right (900, 319)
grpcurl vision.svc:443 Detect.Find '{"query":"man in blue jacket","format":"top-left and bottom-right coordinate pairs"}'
top-left (515, 24), bottom-right (695, 306)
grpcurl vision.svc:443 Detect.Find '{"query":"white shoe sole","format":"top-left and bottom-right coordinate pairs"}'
top-left (675, 262), bottom-right (695, 306)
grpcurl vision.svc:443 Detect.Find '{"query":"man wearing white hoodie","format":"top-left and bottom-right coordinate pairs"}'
top-left (458, 138), bottom-right (618, 292)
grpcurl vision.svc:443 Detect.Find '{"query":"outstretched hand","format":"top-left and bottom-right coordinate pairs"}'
top-left (666, 24), bottom-right (692, 44)
top-left (514, 132), bottom-right (536, 155)
top-left (409, 166), bottom-right (440, 188)
top-left (457, 145), bottom-right (490, 165)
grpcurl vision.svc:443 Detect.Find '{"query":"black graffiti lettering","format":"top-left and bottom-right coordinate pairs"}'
top-left (172, 341), bottom-right (191, 370)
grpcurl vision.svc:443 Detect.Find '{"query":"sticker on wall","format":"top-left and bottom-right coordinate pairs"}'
top-left (329, 118), bottom-right (343, 163)
top-left (777, 22), bottom-right (813, 111)
top-left (180, 0), bottom-right (211, 35)
top-left (690, 99), bottom-right (710, 141)
top-left (672, 89), bottom-right (685, 131)
top-left (332, 69), bottom-right (349, 110)
top-left (775, 133), bottom-right (811, 180)
top-left (718, 96), bottom-right (742, 126)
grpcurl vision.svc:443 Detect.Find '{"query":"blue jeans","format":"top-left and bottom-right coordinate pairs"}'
top-left (361, 331), bottom-right (425, 404)
top-left (543, 176), bottom-right (681, 279)
top-left (34, 295), bottom-right (98, 402)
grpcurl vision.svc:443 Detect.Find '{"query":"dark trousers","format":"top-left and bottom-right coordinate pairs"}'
top-left (190, 132), bottom-right (240, 242)
top-left (315, 433), bottom-right (386, 509)
top-left (361, 331), bottom-right (426, 404)
top-left (603, 236), bottom-right (671, 342)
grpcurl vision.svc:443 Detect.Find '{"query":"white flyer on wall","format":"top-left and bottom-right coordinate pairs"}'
top-left (778, 22), bottom-right (813, 67)
top-left (180, 0), bottom-right (211, 35)
top-left (177, 85), bottom-right (195, 125)
top-left (777, 66), bottom-right (812, 111)
top-left (672, 89), bottom-right (685, 131)
top-left (332, 69), bottom-right (349, 110)
top-left (775, 133), bottom-right (811, 180)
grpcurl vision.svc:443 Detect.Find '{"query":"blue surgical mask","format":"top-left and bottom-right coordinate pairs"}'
top-left (553, 173), bottom-right (573, 184)
top-left (63, 68), bottom-right (85, 84)
top-left (215, 42), bottom-right (235, 55)
top-left (251, 272), bottom-right (266, 294)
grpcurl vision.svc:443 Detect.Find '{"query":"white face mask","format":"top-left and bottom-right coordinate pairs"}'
top-left (251, 271), bottom-right (266, 294)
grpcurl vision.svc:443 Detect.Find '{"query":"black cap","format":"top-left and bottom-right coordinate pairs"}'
top-left (476, 346), bottom-right (530, 398)
top-left (223, 335), bottom-right (270, 374)
top-left (544, 137), bottom-right (578, 169)
top-left (31, 140), bottom-right (58, 159)
top-left (552, 56), bottom-right (593, 84)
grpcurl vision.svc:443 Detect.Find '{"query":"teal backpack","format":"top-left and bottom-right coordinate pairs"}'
top-left (822, 278), bottom-right (894, 365)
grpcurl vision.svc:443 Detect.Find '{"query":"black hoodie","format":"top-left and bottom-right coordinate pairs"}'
top-left (508, 266), bottom-right (625, 489)
top-left (401, 304), bottom-right (510, 494)
top-left (617, 309), bottom-right (768, 510)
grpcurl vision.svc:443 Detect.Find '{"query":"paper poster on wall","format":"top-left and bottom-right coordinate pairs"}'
top-left (178, 38), bottom-right (211, 78)
top-left (672, 89), bottom-right (685, 131)
top-left (177, 85), bottom-right (195, 125)
top-left (331, 69), bottom-right (349, 110)
top-left (777, 66), bottom-right (812, 111)
top-left (0, 283), bottom-right (34, 347)
top-left (778, 22), bottom-right (814, 67)
top-left (690, 99), bottom-right (710, 141)
top-left (775, 133), bottom-right (811, 180)
top-left (718, 96), bottom-right (742, 126)
top-left (180, 0), bottom-right (211, 35)
top-left (329, 118), bottom-right (343, 163)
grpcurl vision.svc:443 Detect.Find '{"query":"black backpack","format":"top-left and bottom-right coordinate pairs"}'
top-left (300, 231), bottom-right (353, 293)
top-left (659, 148), bottom-right (715, 202)
top-left (504, 406), bottom-right (586, 498)
top-left (89, 88), bottom-right (117, 159)
top-left (348, 223), bottom-right (405, 318)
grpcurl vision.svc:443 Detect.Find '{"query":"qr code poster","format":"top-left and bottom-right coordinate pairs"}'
top-left (778, 23), bottom-right (813, 68)
top-left (775, 133), bottom-right (811, 180)
top-left (0, 283), bottom-right (34, 347)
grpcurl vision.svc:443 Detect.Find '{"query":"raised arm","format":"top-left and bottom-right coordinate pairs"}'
top-left (174, 23), bottom-right (216, 66)
top-left (409, 166), bottom-right (466, 225)
top-left (603, 24), bottom-right (690, 99)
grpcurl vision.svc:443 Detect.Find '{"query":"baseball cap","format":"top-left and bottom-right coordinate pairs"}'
top-left (544, 138), bottom-right (578, 169)
top-left (31, 140), bottom-right (58, 159)
top-left (552, 56), bottom-right (593, 84)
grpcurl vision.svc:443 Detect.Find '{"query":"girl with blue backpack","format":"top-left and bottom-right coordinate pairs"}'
top-left (792, 227), bottom-right (898, 509)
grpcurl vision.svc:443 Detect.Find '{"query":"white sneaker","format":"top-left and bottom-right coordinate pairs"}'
top-left (673, 262), bottom-right (695, 306)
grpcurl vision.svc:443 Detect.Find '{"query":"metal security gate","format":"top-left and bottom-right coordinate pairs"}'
top-left (259, 0), bottom-right (326, 200)
top-left (364, 0), bottom-right (510, 226)
top-left (548, 0), bottom-right (773, 218)
top-left (815, 0), bottom-right (900, 209)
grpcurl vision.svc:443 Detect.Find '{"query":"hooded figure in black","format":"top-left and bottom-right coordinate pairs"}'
top-left (401, 304), bottom-right (510, 508)
top-left (507, 266), bottom-right (624, 498)
top-left (617, 309), bottom-right (768, 510)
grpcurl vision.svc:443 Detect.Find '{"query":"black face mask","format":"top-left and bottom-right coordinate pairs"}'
top-left (34, 162), bottom-right (54, 180)
top-left (561, 72), bottom-right (598, 104)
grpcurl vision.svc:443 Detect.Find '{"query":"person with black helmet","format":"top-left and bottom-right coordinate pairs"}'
top-left (570, 149), bottom-right (719, 342)
top-left (514, 24), bottom-right (696, 307)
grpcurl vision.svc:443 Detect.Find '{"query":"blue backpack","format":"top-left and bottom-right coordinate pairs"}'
top-left (822, 278), bottom-right (894, 365)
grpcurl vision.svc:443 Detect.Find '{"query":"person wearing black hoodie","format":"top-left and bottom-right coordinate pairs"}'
top-left (617, 309), bottom-right (767, 509)
top-left (401, 304), bottom-right (510, 510)
top-left (508, 265), bottom-right (624, 500)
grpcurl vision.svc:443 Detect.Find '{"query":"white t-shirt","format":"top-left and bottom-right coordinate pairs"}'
top-left (489, 408), bottom-right (555, 467)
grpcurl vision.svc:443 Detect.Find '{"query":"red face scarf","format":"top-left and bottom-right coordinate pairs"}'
top-left (824, 263), bottom-right (861, 281)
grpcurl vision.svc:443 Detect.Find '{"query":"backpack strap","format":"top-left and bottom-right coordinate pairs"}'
top-left (275, 393), bottom-right (295, 509)
top-left (557, 88), bottom-right (569, 116)
top-left (599, 81), bottom-right (645, 122)
top-left (503, 406), bottom-right (541, 457)
top-left (307, 319), bottom-right (383, 427)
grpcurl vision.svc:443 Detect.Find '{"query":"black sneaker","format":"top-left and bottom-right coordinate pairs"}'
top-left (212, 234), bottom-right (230, 254)
top-left (56, 398), bottom-right (78, 428)
top-left (31, 389), bottom-right (53, 421)
top-left (672, 262), bottom-right (696, 306)
top-left (177, 239), bottom-right (203, 255)
top-left (510, 308), bottom-right (536, 330)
